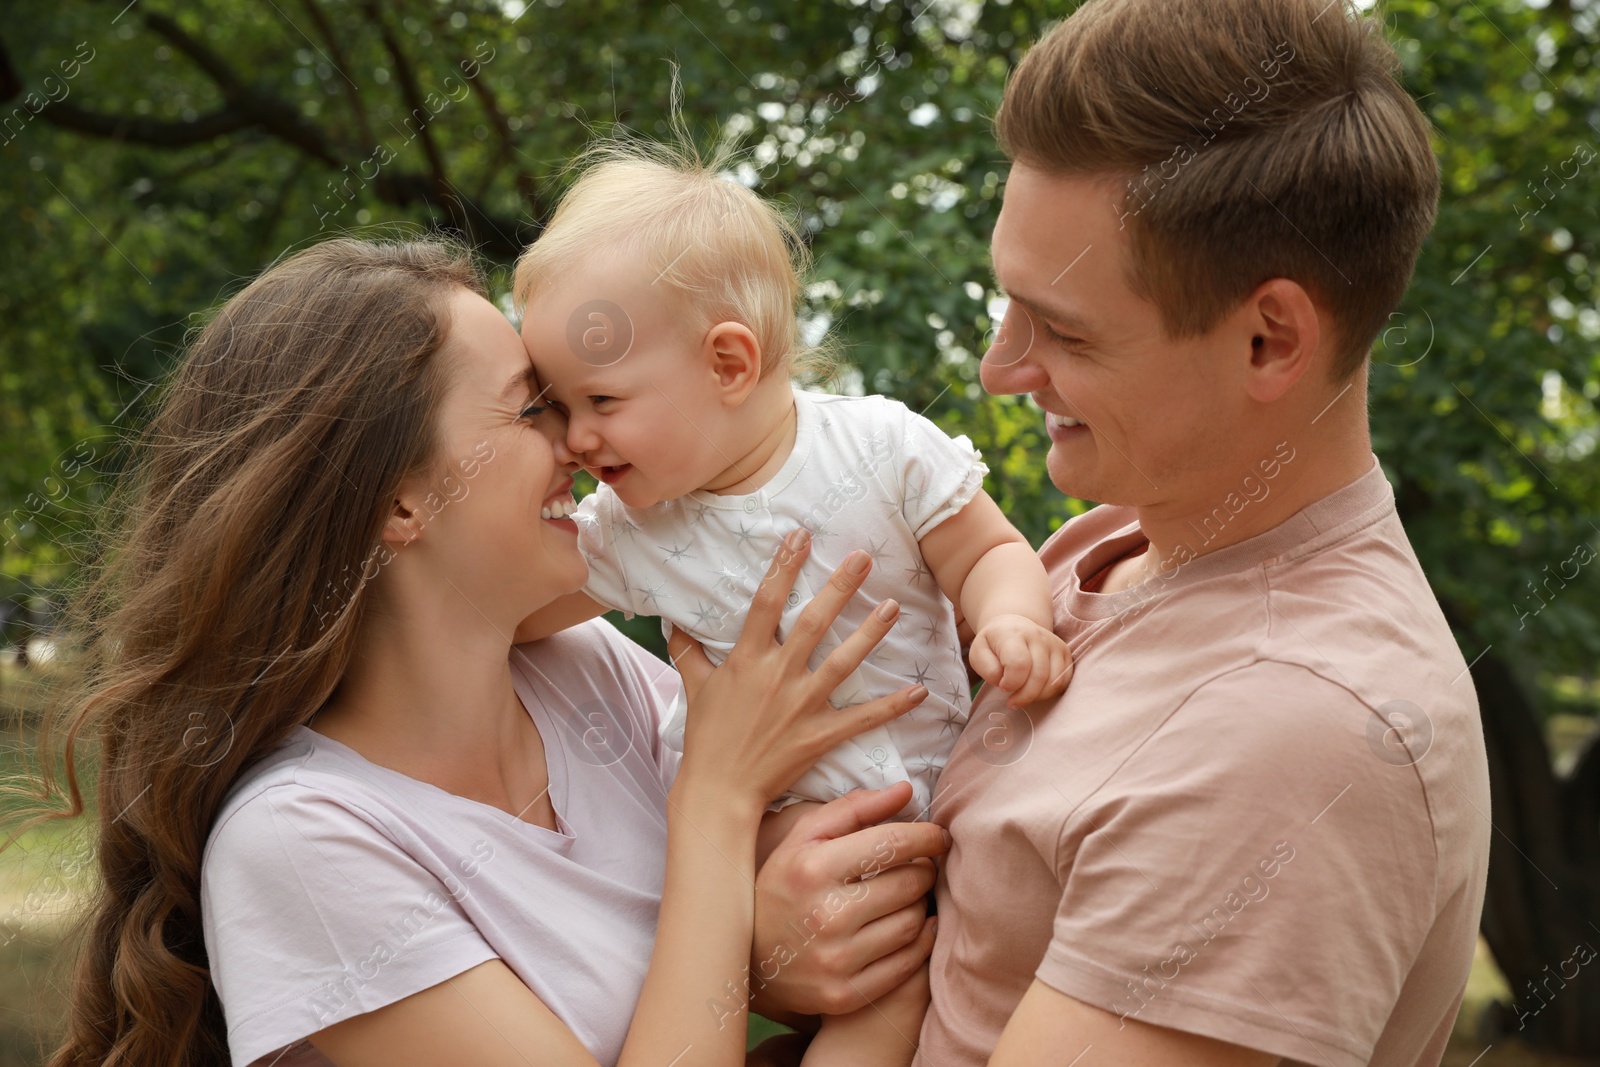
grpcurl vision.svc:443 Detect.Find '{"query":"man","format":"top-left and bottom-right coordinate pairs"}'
top-left (916, 0), bottom-right (1492, 1063)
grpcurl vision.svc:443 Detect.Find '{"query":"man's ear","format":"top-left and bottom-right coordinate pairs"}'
top-left (704, 321), bottom-right (763, 405)
top-left (1243, 278), bottom-right (1322, 404)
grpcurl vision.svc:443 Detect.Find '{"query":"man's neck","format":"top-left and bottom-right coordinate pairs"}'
top-left (1106, 407), bottom-right (1375, 593)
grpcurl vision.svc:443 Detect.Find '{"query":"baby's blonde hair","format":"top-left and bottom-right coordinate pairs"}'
top-left (513, 139), bottom-right (827, 382)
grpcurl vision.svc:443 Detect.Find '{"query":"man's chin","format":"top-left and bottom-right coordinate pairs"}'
top-left (1046, 452), bottom-right (1105, 505)
top-left (1046, 451), bottom-right (1140, 508)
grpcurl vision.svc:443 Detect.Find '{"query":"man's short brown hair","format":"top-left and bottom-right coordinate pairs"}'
top-left (996, 0), bottom-right (1439, 379)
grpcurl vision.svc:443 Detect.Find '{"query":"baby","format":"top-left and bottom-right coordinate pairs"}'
top-left (513, 142), bottom-right (1070, 1063)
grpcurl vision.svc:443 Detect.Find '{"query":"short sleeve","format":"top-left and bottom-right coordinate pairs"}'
top-left (580, 618), bottom-right (685, 792)
top-left (574, 490), bottom-right (636, 617)
top-left (1038, 662), bottom-right (1437, 1066)
top-left (201, 786), bottom-right (496, 1066)
top-left (627, 637), bottom-right (685, 791)
top-left (897, 406), bottom-right (989, 539)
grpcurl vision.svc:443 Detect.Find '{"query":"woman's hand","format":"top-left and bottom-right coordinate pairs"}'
top-left (666, 529), bottom-right (929, 814)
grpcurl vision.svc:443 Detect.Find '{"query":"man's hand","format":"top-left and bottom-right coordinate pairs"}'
top-left (749, 782), bottom-right (948, 1019)
top-left (969, 613), bottom-right (1074, 708)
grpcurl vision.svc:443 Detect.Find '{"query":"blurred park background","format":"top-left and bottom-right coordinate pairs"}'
top-left (0, 0), bottom-right (1597, 1062)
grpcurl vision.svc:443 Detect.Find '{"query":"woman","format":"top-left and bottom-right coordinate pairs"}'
top-left (14, 239), bottom-right (943, 1066)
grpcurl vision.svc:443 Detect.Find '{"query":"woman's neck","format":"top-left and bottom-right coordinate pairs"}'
top-left (310, 564), bottom-right (550, 820)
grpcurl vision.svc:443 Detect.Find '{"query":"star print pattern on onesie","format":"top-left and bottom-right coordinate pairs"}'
top-left (573, 386), bottom-right (989, 820)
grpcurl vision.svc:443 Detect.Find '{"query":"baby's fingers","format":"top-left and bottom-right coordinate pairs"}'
top-left (1005, 639), bottom-right (1053, 708)
top-left (967, 634), bottom-right (1003, 688)
top-left (992, 634), bottom-right (1034, 694)
top-left (1039, 644), bottom-right (1074, 700)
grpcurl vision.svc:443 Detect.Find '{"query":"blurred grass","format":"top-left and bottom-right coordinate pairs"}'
top-left (1, 663), bottom-right (1595, 1065)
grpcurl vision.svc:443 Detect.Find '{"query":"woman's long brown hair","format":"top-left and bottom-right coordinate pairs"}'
top-left (4, 237), bottom-right (485, 1065)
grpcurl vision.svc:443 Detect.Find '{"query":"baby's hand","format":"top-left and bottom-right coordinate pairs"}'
top-left (969, 614), bottom-right (1073, 708)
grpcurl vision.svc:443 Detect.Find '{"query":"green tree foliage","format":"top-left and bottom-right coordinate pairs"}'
top-left (1, 0), bottom-right (1597, 1050)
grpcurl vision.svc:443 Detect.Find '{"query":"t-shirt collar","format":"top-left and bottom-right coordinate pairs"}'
top-left (1063, 454), bottom-right (1392, 621)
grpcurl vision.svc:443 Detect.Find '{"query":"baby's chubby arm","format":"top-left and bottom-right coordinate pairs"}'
top-left (512, 592), bottom-right (609, 643)
top-left (919, 491), bottom-right (1072, 708)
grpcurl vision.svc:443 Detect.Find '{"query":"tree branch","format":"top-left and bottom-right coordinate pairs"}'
top-left (425, 10), bottom-right (539, 213)
top-left (32, 102), bottom-right (251, 145)
top-left (141, 10), bottom-right (342, 169)
top-left (357, 0), bottom-right (451, 209)
top-left (4, 15), bottom-right (533, 258)
top-left (0, 30), bottom-right (23, 100)
top-left (293, 0), bottom-right (378, 153)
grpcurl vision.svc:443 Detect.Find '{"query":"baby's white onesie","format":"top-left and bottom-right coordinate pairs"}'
top-left (573, 386), bottom-right (987, 819)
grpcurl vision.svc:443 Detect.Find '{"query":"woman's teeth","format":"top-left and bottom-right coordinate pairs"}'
top-left (541, 495), bottom-right (577, 520)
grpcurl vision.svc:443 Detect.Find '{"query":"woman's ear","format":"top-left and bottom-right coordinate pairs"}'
top-left (380, 484), bottom-right (428, 547)
top-left (1244, 278), bottom-right (1321, 404)
top-left (704, 321), bottom-right (763, 405)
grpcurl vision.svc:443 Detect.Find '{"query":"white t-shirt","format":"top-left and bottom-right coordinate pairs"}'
top-left (200, 621), bottom-right (683, 1067)
top-left (576, 386), bottom-right (987, 819)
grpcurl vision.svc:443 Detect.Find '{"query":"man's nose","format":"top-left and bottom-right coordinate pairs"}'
top-left (980, 309), bottom-right (1049, 396)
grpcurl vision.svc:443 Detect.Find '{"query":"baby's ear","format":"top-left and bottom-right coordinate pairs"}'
top-left (705, 321), bottom-right (763, 402)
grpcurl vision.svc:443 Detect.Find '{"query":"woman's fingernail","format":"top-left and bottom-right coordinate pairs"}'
top-left (876, 598), bottom-right (900, 620)
top-left (941, 827), bottom-right (953, 849)
top-left (846, 550), bottom-right (870, 574)
top-left (908, 685), bottom-right (929, 703)
top-left (786, 528), bottom-right (810, 551)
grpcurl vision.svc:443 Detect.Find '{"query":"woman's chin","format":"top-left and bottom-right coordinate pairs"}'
top-left (560, 552), bottom-right (591, 593)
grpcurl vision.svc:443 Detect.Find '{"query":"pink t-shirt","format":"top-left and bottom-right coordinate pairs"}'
top-left (200, 620), bottom-right (683, 1067)
top-left (919, 455), bottom-right (1491, 1065)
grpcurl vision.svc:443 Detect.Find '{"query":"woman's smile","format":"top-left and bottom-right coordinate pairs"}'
top-left (540, 478), bottom-right (579, 534)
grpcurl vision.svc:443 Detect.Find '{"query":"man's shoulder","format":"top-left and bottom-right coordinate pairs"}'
top-left (1257, 507), bottom-right (1476, 720)
top-left (1162, 659), bottom-right (1394, 768)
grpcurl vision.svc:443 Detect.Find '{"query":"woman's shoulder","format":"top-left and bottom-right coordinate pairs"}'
top-left (204, 729), bottom-right (407, 868)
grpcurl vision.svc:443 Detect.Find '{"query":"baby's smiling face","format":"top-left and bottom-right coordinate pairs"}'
top-left (520, 257), bottom-right (733, 509)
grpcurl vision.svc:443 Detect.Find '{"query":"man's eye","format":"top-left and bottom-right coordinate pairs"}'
top-left (1047, 327), bottom-right (1085, 348)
